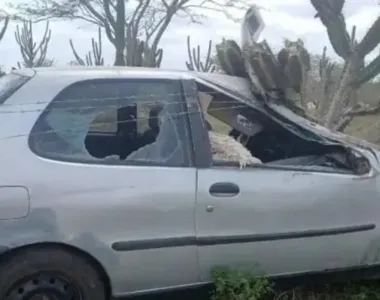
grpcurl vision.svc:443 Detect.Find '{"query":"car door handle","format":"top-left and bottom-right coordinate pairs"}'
top-left (209, 182), bottom-right (240, 197)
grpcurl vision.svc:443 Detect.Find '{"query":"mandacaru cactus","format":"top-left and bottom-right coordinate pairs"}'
top-left (15, 20), bottom-right (51, 68)
top-left (69, 26), bottom-right (104, 66)
top-left (125, 24), bottom-right (163, 68)
top-left (185, 35), bottom-right (215, 72)
top-left (310, 0), bottom-right (380, 129)
top-left (216, 38), bottom-right (248, 78)
top-left (0, 16), bottom-right (9, 42)
top-left (215, 1), bottom-right (380, 131)
top-left (215, 36), bottom-right (311, 116)
top-left (0, 16), bottom-right (8, 77)
top-left (140, 42), bottom-right (163, 68)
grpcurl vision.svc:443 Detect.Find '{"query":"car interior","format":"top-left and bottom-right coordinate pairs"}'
top-left (196, 82), bottom-right (371, 175)
top-left (43, 80), bottom-right (371, 175)
top-left (85, 104), bottom-right (163, 160)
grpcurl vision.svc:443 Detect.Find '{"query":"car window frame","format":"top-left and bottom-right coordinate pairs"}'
top-left (0, 72), bottom-right (32, 105)
top-left (28, 77), bottom-right (193, 168)
top-left (187, 77), bottom-right (362, 176)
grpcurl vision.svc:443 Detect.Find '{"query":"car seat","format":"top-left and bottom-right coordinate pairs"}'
top-left (126, 107), bottom-right (183, 165)
top-left (142, 108), bottom-right (161, 145)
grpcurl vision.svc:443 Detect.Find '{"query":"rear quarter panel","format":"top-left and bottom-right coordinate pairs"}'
top-left (0, 73), bottom-right (199, 296)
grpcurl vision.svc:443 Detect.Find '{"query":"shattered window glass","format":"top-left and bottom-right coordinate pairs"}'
top-left (29, 79), bottom-right (189, 167)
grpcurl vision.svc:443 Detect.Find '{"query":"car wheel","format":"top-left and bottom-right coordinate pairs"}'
top-left (0, 246), bottom-right (106, 300)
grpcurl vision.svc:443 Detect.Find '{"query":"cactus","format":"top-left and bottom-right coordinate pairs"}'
top-left (314, 46), bottom-right (336, 116)
top-left (69, 27), bottom-right (104, 66)
top-left (312, 0), bottom-right (380, 129)
top-left (279, 39), bottom-right (311, 93)
top-left (15, 20), bottom-right (51, 68)
top-left (124, 24), bottom-right (163, 68)
top-left (125, 39), bottom-right (163, 68)
top-left (216, 39), bottom-right (247, 77)
top-left (142, 44), bottom-right (163, 68)
top-left (214, 2), bottom-right (380, 131)
top-left (0, 16), bottom-right (9, 42)
top-left (216, 36), bottom-right (313, 116)
top-left (185, 36), bottom-right (215, 72)
top-left (0, 16), bottom-right (9, 76)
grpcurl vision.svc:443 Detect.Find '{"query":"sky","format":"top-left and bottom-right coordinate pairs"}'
top-left (0, 0), bottom-right (379, 71)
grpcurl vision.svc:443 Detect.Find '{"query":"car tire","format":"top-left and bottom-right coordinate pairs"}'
top-left (0, 246), bottom-right (107, 300)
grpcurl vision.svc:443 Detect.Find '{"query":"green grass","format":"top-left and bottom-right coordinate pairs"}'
top-left (210, 266), bottom-right (380, 300)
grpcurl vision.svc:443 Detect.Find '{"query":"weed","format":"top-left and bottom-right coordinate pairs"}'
top-left (211, 266), bottom-right (273, 300)
top-left (210, 266), bottom-right (380, 300)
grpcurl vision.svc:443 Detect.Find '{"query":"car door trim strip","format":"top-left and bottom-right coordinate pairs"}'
top-left (111, 224), bottom-right (374, 251)
top-left (196, 224), bottom-right (375, 246)
top-left (112, 236), bottom-right (196, 251)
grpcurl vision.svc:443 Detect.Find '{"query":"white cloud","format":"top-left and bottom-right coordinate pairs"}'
top-left (346, 5), bottom-right (379, 37)
top-left (261, 10), bottom-right (323, 35)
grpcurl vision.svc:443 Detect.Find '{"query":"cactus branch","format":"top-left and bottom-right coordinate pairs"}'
top-left (185, 35), bottom-right (215, 72)
top-left (69, 27), bottom-right (104, 66)
top-left (311, 0), bottom-right (351, 59)
top-left (0, 16), bottom-right (9, 41)
top-left (334, 100), bottom-right (380, 132)
top-left (69, 39), bottom-right (85, 66)
top-left (357, 16), bottom-right (380, 57)
top-left (355, 54), bottom-right (380, 87)
top-left (15, 20), bottom-right (51, 68)
top-left (141, 40), bottom-right (163, 67)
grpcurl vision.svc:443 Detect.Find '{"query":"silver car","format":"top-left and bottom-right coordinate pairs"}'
top-left (0, 66), bottom-right (379, 300)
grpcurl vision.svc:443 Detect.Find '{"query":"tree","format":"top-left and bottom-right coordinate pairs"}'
top-left (10, 0), bottom-right (250, 66)
top-left (185, 35), bottom-right (215, 72)
top-left (14, 20), bottom-right (53, 67)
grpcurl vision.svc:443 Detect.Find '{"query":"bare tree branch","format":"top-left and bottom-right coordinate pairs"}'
top-left (10, 0), bottom-right (249, 52)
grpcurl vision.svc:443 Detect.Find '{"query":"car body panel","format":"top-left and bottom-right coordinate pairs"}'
top-left (196, 167), bottom-right (380, 281)
top-left (181, 76), bottom-right (380, 280)
top-left (0, 67), bottom-right (380, 297)
top-left (0, 186), bottom-right (30, 219)
top-left (0, 68), bottom-right (199, 296)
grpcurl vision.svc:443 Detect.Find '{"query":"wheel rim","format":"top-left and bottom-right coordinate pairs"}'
top-left (5, 273), bottom-right (83, 300)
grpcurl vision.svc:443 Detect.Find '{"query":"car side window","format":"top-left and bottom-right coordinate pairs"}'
top-left (29, 78), bottom-right (190, 167)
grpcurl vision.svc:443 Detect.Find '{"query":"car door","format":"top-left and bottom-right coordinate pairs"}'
top-left (13, 75), bottom-right (199, 295)
top-left (182, 79), bottom-right (380, 282)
